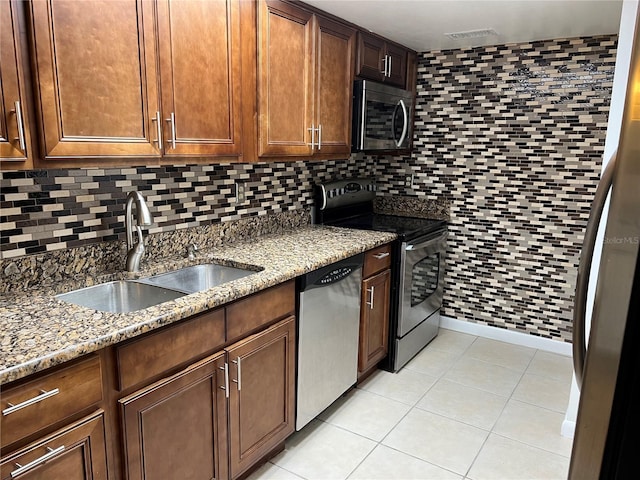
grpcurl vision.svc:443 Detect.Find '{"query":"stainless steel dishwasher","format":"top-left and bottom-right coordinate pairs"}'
top-left (296, 253), bottom-right (364, 431)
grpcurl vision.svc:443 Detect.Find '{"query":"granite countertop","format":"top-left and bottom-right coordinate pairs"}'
top-left (0, 226), bottom-right (396, 385)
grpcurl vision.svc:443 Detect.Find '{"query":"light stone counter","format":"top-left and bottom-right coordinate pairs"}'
top-left (0, 226), bottom-right (396, 385)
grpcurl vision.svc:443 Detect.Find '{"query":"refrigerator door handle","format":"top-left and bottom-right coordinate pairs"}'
top-left (572, 150), bottom-right (617, 390)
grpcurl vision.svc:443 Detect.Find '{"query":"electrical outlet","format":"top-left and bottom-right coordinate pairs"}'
top-left (235, 181), bottom-right (246, 203)
top-left (404, 174), bottom-right (414, 188)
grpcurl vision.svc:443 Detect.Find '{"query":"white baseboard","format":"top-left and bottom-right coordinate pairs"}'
top-left (440, 315), bottom-right (573, 357)
top-left (561, 419), bottom-right (576, 439)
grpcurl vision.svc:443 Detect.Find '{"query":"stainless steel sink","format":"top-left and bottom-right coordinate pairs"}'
top-left (56, 280), bottom-right (186, 313)
top-left (139, 263), bottom-right (256, 294)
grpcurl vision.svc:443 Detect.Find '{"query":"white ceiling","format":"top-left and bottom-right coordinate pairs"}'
top-left (303, 0), bottom-right (623, 52)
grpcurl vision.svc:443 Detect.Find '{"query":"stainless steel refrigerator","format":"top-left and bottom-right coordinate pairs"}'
top-left (569, 10), bottom-right (640, 479)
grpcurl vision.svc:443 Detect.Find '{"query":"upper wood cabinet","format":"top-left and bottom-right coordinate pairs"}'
top-left (156, 0), bottom-right (242, 157)
top-left (0, 0), bottom-right (33, 167)
top-left (29, 0), bottom-right (242, 161)
top-left (356, 31), bottom-right (407, 88)
top-left (257, 0), bottom-right (355, 158)
top-left (314, 16), bottom-right (356, 155)
top-left (29, 0), bottom-right (162, 159)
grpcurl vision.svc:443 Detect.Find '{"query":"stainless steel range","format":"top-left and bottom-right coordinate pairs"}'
top-left (315, 178), bottom-right (448, 372)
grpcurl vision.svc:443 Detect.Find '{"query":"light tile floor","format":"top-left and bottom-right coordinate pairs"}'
top-left (249, 328), bottom-right (574, 480)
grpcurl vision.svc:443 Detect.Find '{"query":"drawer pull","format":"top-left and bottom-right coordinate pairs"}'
top-left (373, 252), bottom-right (390, 259)
top-left (11, 445), bottom-right (65, 477)
top-left (3, 388), bottom-right (60, 416)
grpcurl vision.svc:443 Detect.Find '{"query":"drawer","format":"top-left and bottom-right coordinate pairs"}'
top-left (1, 355), bottom-right (103, 449)
top-left (117, 308), bottom-right (225, 391)
top-left (363, 244), bottom-right (392, 278)
top-left (226, 281), bottom-right (295, 342)
top-left (0, 411), bottom-right (107, 479)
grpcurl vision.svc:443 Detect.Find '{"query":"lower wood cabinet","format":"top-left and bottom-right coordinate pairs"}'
top-left (359, 269), bottom-right (391, 374)
top-left (359, 244), bottom-right (392, 377)
top-left (119, 354), bottom-right (229, 480)
top-left (119, 316), bottom-right (296, 480)
top-left (228, 316), bottom-right (295, 478)
top-left (0, 412), bottom-right (108, 480)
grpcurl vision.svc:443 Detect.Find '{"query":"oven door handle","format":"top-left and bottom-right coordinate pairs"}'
top-left (406, 229), bottom-right (448, 251)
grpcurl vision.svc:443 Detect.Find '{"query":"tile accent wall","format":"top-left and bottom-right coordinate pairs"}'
top-left (376, 35), bottom-right (617, 342)
top-left (0, 159), bottom-right (373, 259)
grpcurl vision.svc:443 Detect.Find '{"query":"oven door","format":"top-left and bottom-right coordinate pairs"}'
top-left (398, 229), bottom-right (447, 337)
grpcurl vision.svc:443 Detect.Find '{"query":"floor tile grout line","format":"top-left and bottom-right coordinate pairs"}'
top-left (488, 430), bottom-right (574, 459)
top-left (372, 442), bottom-right (467, 479)
top-left (265, 461), bottom-right (308, 480)
top-left (486, 345), bottom-right (537, 433)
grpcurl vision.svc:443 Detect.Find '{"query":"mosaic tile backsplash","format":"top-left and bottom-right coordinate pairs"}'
top-left (0, 158), bottom-right (372, 259)
top-left (375, 35), bottom-right (617, 342)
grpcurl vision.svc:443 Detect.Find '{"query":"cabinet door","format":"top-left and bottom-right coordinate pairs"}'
top-left (355, 31), bottom-right (385, 82)
top-left (29, 0), bottom-right (161, 159)
top-left (119, 353), bottom-right (228, 480)
top-left (385, 42), bottom-right (408, 87)
top-left (227, 316), bottom-right (295, 479)
top-left (0, 0), bottom-right (30, 163)
top-left (0, 412), bottom-right (107, 480)
top-left (157, 0), bottom-right (242, 157)
top-left (359, 269), bottom-right (391, 374)
top-left (257, 0), bottom-right (314, 156)
top-left (315, 16), bottom-right (355, 155)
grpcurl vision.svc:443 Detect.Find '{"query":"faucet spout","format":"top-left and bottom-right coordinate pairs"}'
top-left (125, 192), bottom-right (153, 272)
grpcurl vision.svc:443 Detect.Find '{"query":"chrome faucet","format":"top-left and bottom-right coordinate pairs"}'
top-left (125, 191), bottom-right (153, 272)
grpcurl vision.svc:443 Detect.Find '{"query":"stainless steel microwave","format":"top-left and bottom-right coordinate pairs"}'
top-left (352, 80), bottom-right (413, 152)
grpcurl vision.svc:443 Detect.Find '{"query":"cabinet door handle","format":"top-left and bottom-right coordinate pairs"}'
top-left (366, 286), bottom-right (375, 310)
top-left (219, 363), bottom-right (229, 398)
top-left (3, 388), bottom-right (59, 416)
top-left (307, 124), bottom-right (316, 151)
top-left (13, 101), bottom-right (26, 152)
top-left (152, 111), bottom-right (163, 150)
top-left (373, 252), bottom-right (390, 259)
top-left (381, 55), bottom-right (388, 76)
top-left (317, 124), bottom-right (322, 151)
top-left (166, 112), bottom-right (177, 149)
top-left (388, 55), bottom-right (392, 77)
top-left (232, 357), bottom-right (242, 391)
top-left (11, 446), bottom-right (65, 478)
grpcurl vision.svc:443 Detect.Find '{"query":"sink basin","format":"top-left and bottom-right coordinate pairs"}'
top-left (56, 280), bottom-right (186, 313)
top-left (139, 263), bottom-right (256, 294)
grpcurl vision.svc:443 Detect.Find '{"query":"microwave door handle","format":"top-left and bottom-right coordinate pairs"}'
top-left (360, 89), bottom-right (367, 150)
top-left (396, 99), bottom-right (409, 147)
top-left (391, 102), bottom-right (399, 145)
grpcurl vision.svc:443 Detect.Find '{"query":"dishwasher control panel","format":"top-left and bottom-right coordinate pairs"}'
top-left (320, 267), bottom-right (356, 285)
